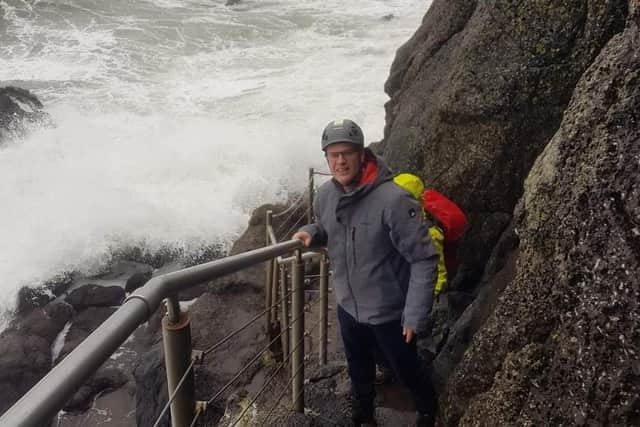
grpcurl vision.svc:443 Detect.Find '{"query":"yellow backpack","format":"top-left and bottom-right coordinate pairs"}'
top-left (393, 173), bottom-right (448, 295)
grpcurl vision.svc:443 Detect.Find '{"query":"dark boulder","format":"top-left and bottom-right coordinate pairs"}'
top-left (430, 222), bottom-right (519, 390)
top-left (16, 272), bottom-right (74, 315)
top-left (16, 286), bottom-right (54, 315)
top-left (377, 0), bottom-right (629, 287)
top-left (0, 331), bottom-right (51, 416)
top-left (66, 284), bottom-right (125, 310)
top-left (0, 86), bottom-right (52, 144)
top-left (44, 300), bottom-right (75, 327)
top-left (21, 302), bottom-right (73, 339)
top-left (63, 366), bottom-right (128, 412)
top-left (86, 260), bottom-right (154, 293)
top-left (103, 260), bottom-right (153, 293)
top-left (440, 7), bottom-right (640, 425)
top-left (55, 306), bottom-right (117, 363)
top-left (0, 301), bottom-right (73, 416)
top-left (133, 344), bottom-right (169, 427)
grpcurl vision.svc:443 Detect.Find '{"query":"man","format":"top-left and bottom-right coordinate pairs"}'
top-left (293, 119), bottom-right (438, 426)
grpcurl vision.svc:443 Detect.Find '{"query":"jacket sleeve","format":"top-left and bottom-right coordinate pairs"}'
top-left (384, 192), bottom-right (439, 333)
top-left (298, 194), bottom-right (328, 248)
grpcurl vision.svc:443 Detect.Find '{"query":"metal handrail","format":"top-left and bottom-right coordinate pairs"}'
top-left (267, 222), bottom-right (320, 264)
top-left (0, 239), bottom-right (303, 427)
top-left (277, 250), bottom-right (319, 264)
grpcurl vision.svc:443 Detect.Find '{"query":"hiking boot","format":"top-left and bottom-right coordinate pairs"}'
top-left (415, 412), bottom-right (434, 427)
top-left (351, 399), bottom-right (376, 426)
top-left (374, 365), bottom-right (394, 385)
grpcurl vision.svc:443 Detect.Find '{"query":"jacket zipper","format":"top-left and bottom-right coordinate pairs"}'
top-left (351, 226), bottom-right (357, 266)
top-left (345, 224), bottom-right (359, 321)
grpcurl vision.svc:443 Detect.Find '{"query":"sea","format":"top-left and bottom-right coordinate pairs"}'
top-left (0, 0), bottom-right (430, 324)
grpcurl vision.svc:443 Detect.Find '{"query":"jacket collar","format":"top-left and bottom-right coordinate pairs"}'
top-left (333, 149), bottom-right (393, 208)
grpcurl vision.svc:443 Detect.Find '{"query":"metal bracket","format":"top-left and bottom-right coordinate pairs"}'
top-left (192, 350), bottom-right (204, 364)
top-left (195, 400), bottom-right (208, 414)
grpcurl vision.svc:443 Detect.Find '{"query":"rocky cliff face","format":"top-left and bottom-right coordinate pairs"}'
top-left (441, 8), bottom-right (640, 425)
top-left (379, 0), bottom-right (628, 286)
top-left (380, 0), bottom-right (639, 425)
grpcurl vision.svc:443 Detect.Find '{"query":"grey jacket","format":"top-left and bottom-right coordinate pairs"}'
top-left (300, 151), bottom-right (438, 332)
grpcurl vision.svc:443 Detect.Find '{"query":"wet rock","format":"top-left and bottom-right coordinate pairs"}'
top-left (377, 0), bottom-right (628, 289)
top-left (63, 367), bottom-right (128, 412)
top-left (15, 272), bottom-right (74, 315)
top-left (66, 284), bottom-right (125, 310)
top-left (16, 286), bottom-right (55, 315)
top-left (0, 302), bottom-right (72, 416)
top-left (55, 307), bottom-right (117, 363)
top-left (133, 344), bottom-right (169, 427)
top-left (440, 9), bottom-right (640, 425)
top-left (431, 223), bottom-right (519, 389)
top-left (209, 201), bottom-right (305, 293)
top-left (88, 260), bottom-right (154, 293)
top-left (44, 300), bottom-right (74, 326)
top-left (307, 361), bottom-right (346, 383)
top-left (218, 390), bottom-right (255, 427)
top-left (21, 304), bottom-right (72, 339)
top-left (0, 86), bottom-right (52, 144)
top-left (0, 331), bottom-right (51, 416)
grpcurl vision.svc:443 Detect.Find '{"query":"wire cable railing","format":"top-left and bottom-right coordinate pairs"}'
top-left (232, 324), bottom-right (310, 427)
top-left (272, 192), bottom-right (305, 220)
top-left (205, 306), bottom-right (308, 406)
top-left (153, 292), bottom-right (319, 427)
top-left (257, 316), bottom-right (323, 427)
top-left (152, 171), bottom-right (328, 426)
top-left (152, 358), bottom-right (197, 427)
top-left (188, 407), bottom-right (203, 427)
top-left (0, 239), bottom-right (305, 427)
top-left (151, 240), bottom-right (321, 427)
top-left (277, 208), bottom-right (310, 242)
top-left (257, 363), bottom-right (305, 427)
top-left (283, 388), bottom-right (307, 426)
top-left (1, 169), bottom-right (332, 427)
top-left (202, 288), bottom-right (295, 356)
top-left (272, 195), bottom-right (306, 235)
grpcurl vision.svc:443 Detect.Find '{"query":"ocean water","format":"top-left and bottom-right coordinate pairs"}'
top-left (0, 0), bottom-right (429, 319)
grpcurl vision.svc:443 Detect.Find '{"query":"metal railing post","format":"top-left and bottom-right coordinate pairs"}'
top-left (0, 240), bottom-right (303, 427)
top-left (270, 259), bottom-right (279, 325)
top-left (319, 251), bottom-right (329, 365)
top-left (291, 250), bottom-right (305, 412)
top-left (307, 168), bottom-right (314, 224)
top-left (279, 264), bottom-right (290, 366)
top-left (265, 210), bottom-right (274, 336)
top-left (162, 296), bottom-right (195, 427)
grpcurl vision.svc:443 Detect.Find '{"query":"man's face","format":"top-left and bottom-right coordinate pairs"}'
top-left (325, 142), bottom-right (365, 187)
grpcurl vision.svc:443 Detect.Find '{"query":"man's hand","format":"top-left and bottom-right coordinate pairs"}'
top-left (292, 231), bottom-right (312, 248)
top-left (402, 327), bottom-right (415, 344)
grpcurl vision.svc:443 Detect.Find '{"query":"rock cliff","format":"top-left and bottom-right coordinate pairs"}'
top-left (2, 2), bottom-right (639, 426)
top-left (379, 0), bottom-right (628, 287)
top-left (378, 0), bottom-right (639, 425)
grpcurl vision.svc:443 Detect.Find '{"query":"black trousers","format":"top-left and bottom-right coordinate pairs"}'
top-left (337, 305), bottom-right (437, 416)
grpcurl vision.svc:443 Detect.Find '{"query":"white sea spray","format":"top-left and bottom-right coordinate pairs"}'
top-left (0, 0), bottom-right (431, 316)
